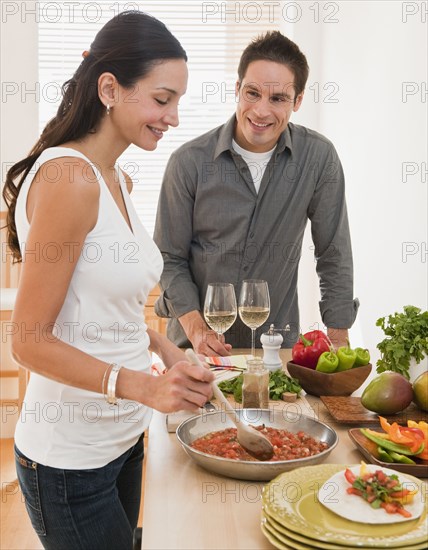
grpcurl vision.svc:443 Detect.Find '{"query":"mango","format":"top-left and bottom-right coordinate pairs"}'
top-left (413, 371), bottom-right (428, 411)
top-left (361, 372), bottom-right (413, 414)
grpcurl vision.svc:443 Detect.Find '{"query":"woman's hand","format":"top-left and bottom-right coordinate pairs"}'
top-left (144, 360), bottom-right (215, 413)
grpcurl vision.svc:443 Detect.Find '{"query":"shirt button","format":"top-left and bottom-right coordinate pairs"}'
top-left (243, 266), bottom-right (248, 271)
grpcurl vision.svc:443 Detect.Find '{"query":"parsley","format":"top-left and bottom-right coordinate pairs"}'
top-left (376, 305), bottom-right (428, 380)
top-left (218, 370), bottom-right (301, 404)
top-left (268, 369), bottom-right (302, 400)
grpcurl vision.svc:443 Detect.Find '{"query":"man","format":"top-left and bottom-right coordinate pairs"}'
top-left (154, 31), bottom-right (359, 356)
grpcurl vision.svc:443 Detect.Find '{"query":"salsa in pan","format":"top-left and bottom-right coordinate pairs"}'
top-left (191, 425), bottom-right (329, 461)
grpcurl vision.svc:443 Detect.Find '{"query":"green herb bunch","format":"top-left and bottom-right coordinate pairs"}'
top-left (218, 370), bottom-right (302, 404)
top-left (376, 305), bottom-right (428, 380)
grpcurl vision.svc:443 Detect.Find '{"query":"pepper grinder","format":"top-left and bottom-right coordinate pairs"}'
top-left (261, 324), bottom-right (283, 371)
top-left (242, 358), bottom-right (269, 409)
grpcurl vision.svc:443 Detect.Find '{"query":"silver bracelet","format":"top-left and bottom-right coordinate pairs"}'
top-left (102, 363), bottom-right (115, 401)
top-left (106, 364), bottom-right (123, 405)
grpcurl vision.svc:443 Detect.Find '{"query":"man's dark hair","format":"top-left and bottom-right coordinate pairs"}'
top-left (237, 31), bottom-right (309, 98)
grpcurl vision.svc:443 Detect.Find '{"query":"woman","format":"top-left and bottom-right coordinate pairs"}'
top-left (3, 11), bottom-right (213, 550)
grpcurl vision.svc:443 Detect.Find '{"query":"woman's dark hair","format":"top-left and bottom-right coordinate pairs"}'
top-left (3, 10), bottom-right (187, 261)
top-left (237, 31), bottom-right (309, 99)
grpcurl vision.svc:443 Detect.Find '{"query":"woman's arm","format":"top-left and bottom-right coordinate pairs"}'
top-left (12, 158), bottom-right (213, 412)
top-left (147, 328), bottom-right (186, 369)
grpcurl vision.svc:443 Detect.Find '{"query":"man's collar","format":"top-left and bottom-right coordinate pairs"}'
top-left (213, 115), bottom-right (237, 159)
top-left (213, 115), bottom-right (293, 159)
top-left (276, 125), bottom-right (293, 155)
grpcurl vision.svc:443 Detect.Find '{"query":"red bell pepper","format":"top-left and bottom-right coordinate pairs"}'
top-left (408, 421), bottom-right (428, 460)
top-left (400, 428), bottom-right (426, 455)
top-left (379, 416), bottom-right (427, 455)
top-left (292, 330), bottom-right (330, 369)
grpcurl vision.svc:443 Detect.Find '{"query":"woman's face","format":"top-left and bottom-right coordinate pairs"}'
top-left (111, 58), bottom-right (188, 151)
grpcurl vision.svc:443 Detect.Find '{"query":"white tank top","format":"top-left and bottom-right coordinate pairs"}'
top-left (14, 147), bottom-right (163, 469)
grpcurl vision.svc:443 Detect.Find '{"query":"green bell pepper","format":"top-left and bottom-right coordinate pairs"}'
top-left (353, 347), bottom-right (370, 367)
top-left (336, 343), bottom-right (357, 371)
top-left (388, 451), bottom-right (416, 464)
top-left (376, 447), bottom-right (416, 464)
top-left (377, 446), bottom-right (394, 462)
top-left (361, 428), bottom-right (424, 456)
top-left (316, 351), bottom-right (339, 373)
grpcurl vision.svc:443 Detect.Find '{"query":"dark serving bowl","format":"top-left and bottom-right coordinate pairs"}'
top-left (286, 362), bottom-right (372, 397)
top-left (176, 409), bottom-right (338, 481)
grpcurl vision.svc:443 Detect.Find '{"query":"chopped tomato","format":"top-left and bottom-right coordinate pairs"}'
top-left (344, 464), bottom-right (415, 518)
top-left (347, 487), bottom-right (363, 496)
top-left (386, 479), bottom-right (399, 489)
top-left (397, 508), bottom-right (412, 518)
top-left (381, 502), bottom-right (412, 518)
top-left (191, 426), bottom-right (328, 462)
top-left (344, 468), bottom-right (356, 484)
top-left (376, 470), bottom-right (387, 483)
top-left (382, 502), bottom-right (399, 514)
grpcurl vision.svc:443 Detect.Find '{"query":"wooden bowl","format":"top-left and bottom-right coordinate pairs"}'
top-left (286, 362), bottom-right (372, 397)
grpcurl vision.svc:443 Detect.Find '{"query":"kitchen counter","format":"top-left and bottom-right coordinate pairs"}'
top-left (141, 350), bottom-right (427, 550)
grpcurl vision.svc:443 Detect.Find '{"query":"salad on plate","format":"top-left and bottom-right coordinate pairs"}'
top-left (318, 462), bottom-right (423, 524)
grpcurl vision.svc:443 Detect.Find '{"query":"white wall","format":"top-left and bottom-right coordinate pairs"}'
top-left (0, 2), bottom-right (39, 209)
top-left (289, 1), bottom-right (427, 349)
top-left (1, 1), bottom-right (426, 352)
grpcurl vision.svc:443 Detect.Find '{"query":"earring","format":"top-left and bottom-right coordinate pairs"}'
top-left (106, 104), bottom-right (111, 115)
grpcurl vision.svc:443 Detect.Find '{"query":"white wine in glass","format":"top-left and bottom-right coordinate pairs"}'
top-left (204, 283), bottom-right (237, 340)
top-left (238, 280), bottom-right (270, 357)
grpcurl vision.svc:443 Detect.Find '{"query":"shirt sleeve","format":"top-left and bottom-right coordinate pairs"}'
top-left (307, 144), bottom-right (359, 328)
top-left (153, 151), bottom-right (201, 319)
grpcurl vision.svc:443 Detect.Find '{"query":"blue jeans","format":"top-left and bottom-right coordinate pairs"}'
top-left (14, 433), bottom-right (145, 550)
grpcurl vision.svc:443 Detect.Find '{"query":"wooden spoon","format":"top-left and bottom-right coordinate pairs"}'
top-left (185, 349), bottom-right (274, 461)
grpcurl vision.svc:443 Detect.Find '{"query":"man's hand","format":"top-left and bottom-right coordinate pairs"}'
top-left (179, 310), bottom-right (232, 356)
top-left (327, 328), bottom-right (349, 350)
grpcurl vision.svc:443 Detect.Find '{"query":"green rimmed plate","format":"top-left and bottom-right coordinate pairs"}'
top-left (262, 511), bottom-right (428, 550)
top-left (262, 464), bottom-right (428, 548)
top-left (262, 515), bottom-right (318, 549)
top-left (261, 522), bottom-right (291, 550)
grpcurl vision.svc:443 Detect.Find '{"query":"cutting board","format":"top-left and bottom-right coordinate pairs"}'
top-left (320, 396), bottom-right (428, 424)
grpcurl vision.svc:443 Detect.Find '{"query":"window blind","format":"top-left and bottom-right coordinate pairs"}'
top-left (38, 1), bottom-right (280, 234)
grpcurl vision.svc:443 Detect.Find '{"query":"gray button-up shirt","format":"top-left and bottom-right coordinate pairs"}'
top-left (154, 115), bottom-right (359, 348)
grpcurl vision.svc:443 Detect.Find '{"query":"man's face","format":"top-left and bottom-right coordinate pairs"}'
top-left (234, 60), bottom-right (303, 153)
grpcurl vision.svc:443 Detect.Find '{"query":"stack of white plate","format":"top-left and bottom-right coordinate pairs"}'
top-left (261, 464), bottom-right (427, 550)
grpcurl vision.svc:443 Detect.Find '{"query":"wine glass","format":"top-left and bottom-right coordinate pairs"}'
top-left (238, 279), bottom-right (270, 358)
top-left (203, 283), bottom-right (237, 341)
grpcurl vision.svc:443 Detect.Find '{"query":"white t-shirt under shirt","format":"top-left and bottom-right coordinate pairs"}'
top-left (14, 147), bottom-right (163, 469)
top-left (232, 139), bottom-right (276, 193)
